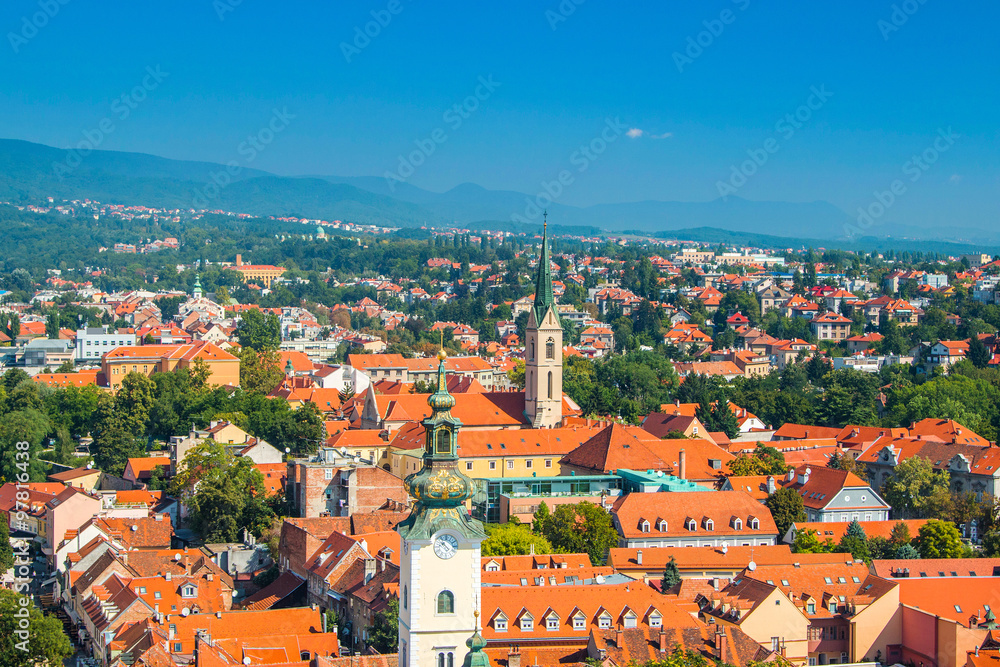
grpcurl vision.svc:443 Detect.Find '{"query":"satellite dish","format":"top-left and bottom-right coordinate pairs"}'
top-left (181, 607), bottom-right (190, 616)
top-left (131, 525), bottom-right (138, 531)
top-left (721, 543), bottom-right (728, 555)
top-left (174, 553), bottom-right (182, 561)
top-left (244, 659), bottom-right (252, 666)
top-left (747, 561), bottom-right (757, 571)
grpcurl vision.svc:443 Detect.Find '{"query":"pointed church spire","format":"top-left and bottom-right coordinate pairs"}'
top-left (533, 214), bottom-right (558, 324)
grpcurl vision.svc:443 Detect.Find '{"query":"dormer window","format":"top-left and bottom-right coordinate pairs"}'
top-left (732, 517), bottom-right (743, 531)
top-left (545, 613), bottom-right (559, 631)
top-left (657, 520), bottom-right (667, 532)
top-left (520, 613), bottom-right (534, 632)
top-left (829, 601), bottom-right (837, 613)
top-left (622, 609), bottom-right (638, 629)
top-left (685, 518), bottom-right (697, 532)
top-left (598, 611), bottom-right (612, 629)
top-left (494, 613), bottom-right (508, 632)
top-left (703, 518), bottom-right (715, 531)
top-left (640, 520), bottom-right (650, 533)
top-left (181, 585), bottom-right (196, 598)
top-left (485, 560), bottom-right (500, 572)
top-left (749, 517), bottom-right (760, 530)
top-left (807, 602), bottom-right (815, 614)
top-left (572, 612), bottom-right (586, 630)
top-left (648, 610), bottom-right (662, 628)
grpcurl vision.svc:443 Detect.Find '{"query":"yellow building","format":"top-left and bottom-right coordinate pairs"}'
top-left (388, 424), bottom-right (598, 480)
top-left (229, 254), bottom-right (285, 287)
top-left (102, 341), bottom-right (240, 388)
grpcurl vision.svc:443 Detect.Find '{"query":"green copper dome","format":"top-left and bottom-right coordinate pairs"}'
top-left (398, 349), bottom-right (486, 541)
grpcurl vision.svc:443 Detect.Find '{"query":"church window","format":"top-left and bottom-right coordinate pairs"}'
top-left (402, 585), bottom-right (407, 610)
top-left (546, 339), bottom-right (555, 359)
top-left (529, 340), bottom-right (535, 360)
top-left (436, 590), bottom-right (454, 614)
top-left (547, 372), bottom-right (553, 399)
top-left (436, 429), bottom-right (450, 455)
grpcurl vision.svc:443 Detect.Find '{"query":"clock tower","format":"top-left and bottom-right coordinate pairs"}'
top-left (397, 349), bottom-right (488, 667)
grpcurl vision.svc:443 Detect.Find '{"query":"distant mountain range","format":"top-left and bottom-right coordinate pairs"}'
top-left (0, 138), bottom-right (990, 245)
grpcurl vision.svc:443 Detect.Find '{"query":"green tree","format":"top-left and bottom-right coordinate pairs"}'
top-left (0, 588), bottom-right (73, 667)
top-left (894, 543), bottom-right (920, 559)
top-left (835, 534), bottom-right (870, 562)
top-left (730, 445), bottom-right (788, 476)
top-left (538, 502), bottom-right (618, 565)
top-left (982, 530), bottom-right (1000, 557)
top-left (889, 521), bottom-right (912, 547)
top-left (482, 523), bottom-right (553, 556)
top-left (180, 441), bottom-right (274, 541)
top-left (237, 309), bottom-right (281, 351)
top-left (0, 408), bottom-right (51, 483)
top-left (368, 598), bottom-right (399, 653)
top-left (845, 520), bottom-right (866, 541)
top-left (914, 519), bottom-right (966, 559)
top-left (881, 456), bottom-right (951, 519)
top-left (507, 359), bottom-right (525, 390)
top-left (0, 520), bottom-right (12, 572)
top-left (791, 528), bottom-right (833, 554)
top-left (239, 348), bottom-right (285, 395)
top-left (968, 334), bottom-right (991, 369)
top-left (765, 487), bottom-right (806, 539)
top-left (661, 556), bottom-right (682, 592)
top-left (532, 501), bottom-right (551, 535)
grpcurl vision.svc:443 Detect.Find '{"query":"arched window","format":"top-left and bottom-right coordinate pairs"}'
top-left (437, 653), bottom-right (454, 667)
top-left (546, 339), bottom-right (555, 359)
top-left (436, 429), bottom-right (450, 455)
top-left (547, 372), bottom-right (553, 399)
top-left (529, 340), bottom-right (535, 360)
top-left (527, 371), bottom-right (532, 400)
top-left (437, 590), bottom-right (454, 614)
top-left (403, 585), bottom-right (408, 610)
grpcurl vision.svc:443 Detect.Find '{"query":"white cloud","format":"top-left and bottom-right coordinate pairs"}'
top-left (949, 174), bottom-right (962, 183)
top-left (625, 128), bottom-right (672, 139)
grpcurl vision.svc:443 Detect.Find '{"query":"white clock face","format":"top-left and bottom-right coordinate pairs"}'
top-left (433, 534), bottom-right (459, 559)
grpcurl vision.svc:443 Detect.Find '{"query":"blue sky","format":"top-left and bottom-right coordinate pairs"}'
top-left (1, 0), bottom-right (998, 231)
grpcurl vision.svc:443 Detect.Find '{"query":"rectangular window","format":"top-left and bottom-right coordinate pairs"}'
top-left (489, 461), bottom-right (496, 470)
top-left (545, 459), bottom-right (552, 468)
top-left (507, 460), bottom-right (514, 470)
top-left (525, 460), bottom-right (532, 469)
top-left (466, 462), bottom-right (473, 471)
top-left (173, 643), bottom-right (182, 653)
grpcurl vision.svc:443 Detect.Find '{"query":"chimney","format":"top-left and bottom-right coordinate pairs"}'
top-left (797, 467), bottom-right (811, 485)
top-left (364, 558), bottom-right (377, 584)
top-left (183, 556), bottom-right (190, 576)
top-left (675, 399), bottom-right (680, 408)
top-left (636, 550), bottom-right (643, 566)
top-left (766, 476), bottom-right (776, 495)
top-left (236, 254), bottom-right (243, 267)
top-left (508, 648), bottom-right (521, 667)
top-left (715, 626), bottom-right (729, 663)
top-left (658, 628), bottom-right (667, 652)
top-left (615, 625), bottom-right (623, 647)
top-left (679, 450), bottom-right (687, 480)
top-left (786, 469), bottom-right (796, 483)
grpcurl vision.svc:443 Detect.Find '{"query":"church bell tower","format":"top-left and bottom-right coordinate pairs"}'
top-left (525, 220), bottom-right (563, 428)
top-left (397, 349), bottom-right (489, 667)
